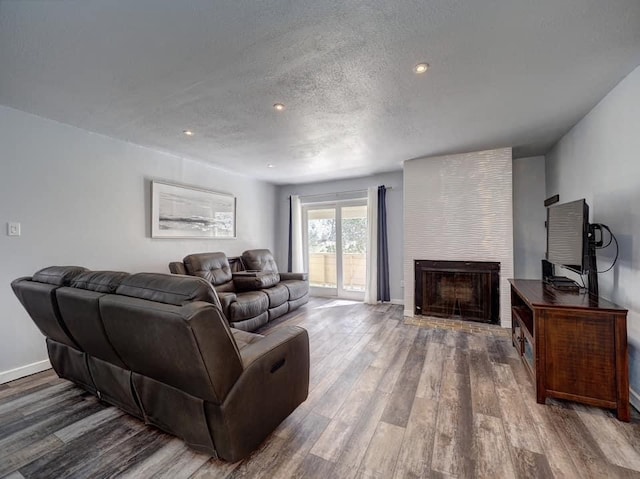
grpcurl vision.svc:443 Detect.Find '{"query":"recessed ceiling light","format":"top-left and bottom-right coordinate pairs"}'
top-left (267, 164), bottom-right (275, 168)
top-left (273, 103), bottom-right (285, 111)
top-left (183, 130), bottom-right (194, 136)
top-left (414, 63), bottom-right (429, 74)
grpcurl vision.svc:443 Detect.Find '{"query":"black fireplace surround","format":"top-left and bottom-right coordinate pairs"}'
top-left (414, 260), bottom-right (500, 324)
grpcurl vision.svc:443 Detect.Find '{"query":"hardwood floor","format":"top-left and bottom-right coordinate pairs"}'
top-left (2, 297), bottom-right (640, 478)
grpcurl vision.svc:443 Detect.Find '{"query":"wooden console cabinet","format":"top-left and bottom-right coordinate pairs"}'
top-left (509, 279), bottom-right (630, 421)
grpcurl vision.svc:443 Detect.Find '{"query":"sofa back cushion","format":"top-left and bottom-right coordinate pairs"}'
top-left (71, 270), bottom-right (129, 293)
top-left (116, 273), bottom-right (221, 308)
top-left (99, 296), bottom-right (242, 403)
top-left (242, 249), bottom-right (280, 274)
top-left (32, 266), bottom-right (88, 286)
top-left (56, 271), bottom-right (131, 368)
top-left (11, 266), bottom-right (87, 348)
top-left (183, 252), bottom-right (234, 292)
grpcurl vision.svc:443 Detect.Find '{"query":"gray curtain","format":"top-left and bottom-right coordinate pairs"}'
top-left (377, 185), bottom-right (390, 302)
top-left (287, 196), bottom-right (293, 272)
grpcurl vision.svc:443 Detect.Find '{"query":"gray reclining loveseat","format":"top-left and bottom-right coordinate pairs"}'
top-left (169, 249), bottom-right (308, 332)
top-left (11, 266), bottom-right (309, 461)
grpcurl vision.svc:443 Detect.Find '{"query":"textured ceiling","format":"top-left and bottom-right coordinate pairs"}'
top-left (1, 0), bottom-right (639, 184)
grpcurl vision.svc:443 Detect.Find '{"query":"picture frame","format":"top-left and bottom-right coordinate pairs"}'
top-left (151, 181), bottom-right (236, 239)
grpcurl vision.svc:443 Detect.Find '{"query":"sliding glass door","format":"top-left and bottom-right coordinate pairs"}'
top-left (306, 208), bottom-right (338, 291)
top-left (304, 200), bottom-right (367, 300)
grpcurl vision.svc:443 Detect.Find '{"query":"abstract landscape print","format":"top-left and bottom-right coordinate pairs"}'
top-left (151, 181), bottom-right (236, 238)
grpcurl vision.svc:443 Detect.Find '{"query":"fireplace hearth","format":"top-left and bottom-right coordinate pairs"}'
top-left (414, 260), bottom-right (500, 324)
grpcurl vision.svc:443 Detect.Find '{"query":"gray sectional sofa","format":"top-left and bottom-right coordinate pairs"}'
top-left (11, 266), bottom-right (309, 462)
top-left (169, 249), bottom-right (309, 332)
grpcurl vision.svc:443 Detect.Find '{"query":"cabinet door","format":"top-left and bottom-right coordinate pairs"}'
top-left (543, 311), bottom-right (616, 402)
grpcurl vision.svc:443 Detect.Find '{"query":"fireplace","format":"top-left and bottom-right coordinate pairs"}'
top-left (414, 260), bottom-right (500, 324)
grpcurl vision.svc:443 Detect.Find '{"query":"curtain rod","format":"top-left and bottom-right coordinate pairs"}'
top-left (293, 186), bottom-right (393, 200)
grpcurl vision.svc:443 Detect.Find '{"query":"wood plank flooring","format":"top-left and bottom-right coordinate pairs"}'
top-left (2, 297), bottom-right (640, 478)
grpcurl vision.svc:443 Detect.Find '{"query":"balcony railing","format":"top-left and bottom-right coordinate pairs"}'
top-left (309, 253), bottom-right (366, 291)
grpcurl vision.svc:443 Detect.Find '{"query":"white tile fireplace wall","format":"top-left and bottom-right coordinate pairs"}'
top-left (403, 147), bottom-right (514, 327)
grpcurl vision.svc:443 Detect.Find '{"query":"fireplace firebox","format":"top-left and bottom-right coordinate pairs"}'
top-left (414, 260), bottom-right (500, 324)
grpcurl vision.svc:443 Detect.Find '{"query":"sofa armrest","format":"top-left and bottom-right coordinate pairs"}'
top-left (279, 272), bottom-right (308, 281)
top-left (217, 291), bottom-right (237, 315)
top-left (210, 326), bottom-right (310, 461)
top-left (239, 326), bottom-right (309, 369)
top-left (168, 262), bottom-right (187, 275)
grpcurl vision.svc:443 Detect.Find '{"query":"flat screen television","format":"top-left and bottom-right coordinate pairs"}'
top-left (546, 199), bottom-right (590, 274)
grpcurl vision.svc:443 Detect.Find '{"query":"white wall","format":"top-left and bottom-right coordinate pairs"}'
top-left (404, 148), bottom-right (514, 327)
top-left (546, 64), bottom-right (640, 402)
top-left (513, 156), bottom-right (546, 279)
top-left (0, 106), bottom-right (276, 382)
top-left (275, 172), bottom-right (404, 302)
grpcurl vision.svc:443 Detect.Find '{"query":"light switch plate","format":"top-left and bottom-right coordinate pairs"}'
top-left (7, 222), bottom-right (21, 236)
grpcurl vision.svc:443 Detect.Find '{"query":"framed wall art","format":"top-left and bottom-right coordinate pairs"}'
top-left (151, 181), bottom-right (236, 238)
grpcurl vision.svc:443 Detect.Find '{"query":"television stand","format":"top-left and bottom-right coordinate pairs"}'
top-left (509, 279), bottom-right (630, 421)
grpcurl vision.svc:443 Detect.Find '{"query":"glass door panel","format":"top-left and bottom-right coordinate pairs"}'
top-left (307, 208), bottom-right (337, 289)
top-left (341, 205), bottom-right (367, 293)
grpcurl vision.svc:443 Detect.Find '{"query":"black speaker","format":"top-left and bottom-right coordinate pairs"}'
top-left (544, 194), bottom-right (560, 207)
top-left (542, 259), bottom-right (554, 283)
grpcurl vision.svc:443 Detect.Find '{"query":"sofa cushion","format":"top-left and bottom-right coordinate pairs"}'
top-left (288, 294), bottom-right (309, 311)
top-left (227, 291), bottom-right (269, 321)
top-left (262, 283), bottom-right (289, 308)
top-left (241, 249), bottom-right (279, 274)
top-left (101, 298), bottom-right (241, 404)
top-left (217, 291), bottom-right (237, 314)
top-left (282, 280), bottom-right (309, 301)
top-left (230, 312), bottom-right (269, 332)
top-left (57, 287), bottom-right (128, 368)
top-left (268, 302), bottom-right (289, 321)
top-left (71, 271), bottom-right (129, 293)
top-left (33, 266), bottom-right (88, 286)
top-left (116, 273), bottom-right (219, 307)
top-left (183, 252), bottom-right (233, 290)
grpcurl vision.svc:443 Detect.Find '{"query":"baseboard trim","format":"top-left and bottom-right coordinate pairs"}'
top-left (390, 298), bottom-right (404, 305)
top-left (404, 309), bottom-right (414, 318)
top-left (0, 359), bottom-right (52, 384)
top-left (630, 388), bottom-right (640, 412)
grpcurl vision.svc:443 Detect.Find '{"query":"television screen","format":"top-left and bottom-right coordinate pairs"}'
top-left (546, 199), bottom-right (589, 273)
